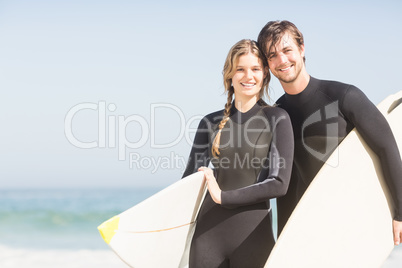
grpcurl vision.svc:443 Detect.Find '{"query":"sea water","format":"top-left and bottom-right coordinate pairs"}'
top-left (0, 188), bottom-right (401, 267)
top-left (0, 188), bottom-right (160, 267)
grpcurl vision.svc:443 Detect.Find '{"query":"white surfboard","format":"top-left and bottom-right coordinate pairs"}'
top-left (98, 171), bottom-right (206, 268)
top-left (265, 91), bottom-right (402, 268)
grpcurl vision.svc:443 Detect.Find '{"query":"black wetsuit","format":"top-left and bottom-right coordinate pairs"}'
top-left (276, 76), bottom-right (402, 234)
top-left (182, 100), bottom-right (294, 268)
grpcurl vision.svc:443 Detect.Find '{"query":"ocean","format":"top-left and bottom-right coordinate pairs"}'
top-left (0, 188), bottom-right (401, 267)
top-left (0, 188), bottom-right (160, 267)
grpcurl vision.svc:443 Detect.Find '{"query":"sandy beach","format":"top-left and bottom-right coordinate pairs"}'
top-left (0, 245), bottom-right (128, 268)
top-left (1, 244), bottom-right (401, 268)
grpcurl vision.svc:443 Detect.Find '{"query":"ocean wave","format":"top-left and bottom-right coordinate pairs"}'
top-left (0, 188), bottom-right (161, 250)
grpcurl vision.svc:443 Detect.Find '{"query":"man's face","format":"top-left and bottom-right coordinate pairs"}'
top-left (266, 32), bottom-right (305, 85)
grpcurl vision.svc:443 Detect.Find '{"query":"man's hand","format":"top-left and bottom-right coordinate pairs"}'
top-left (393, 220), bottom-right (402, 245)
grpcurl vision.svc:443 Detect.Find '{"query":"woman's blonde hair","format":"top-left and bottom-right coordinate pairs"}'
top-left (212, 39), bottom-right (270, 158)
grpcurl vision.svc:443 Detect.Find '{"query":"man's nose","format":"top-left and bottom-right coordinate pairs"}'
top-left (278, 53), bottom-right (288, 64)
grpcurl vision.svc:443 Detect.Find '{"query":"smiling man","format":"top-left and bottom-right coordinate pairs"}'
top-left (257, 20), bottom-right (402, 245)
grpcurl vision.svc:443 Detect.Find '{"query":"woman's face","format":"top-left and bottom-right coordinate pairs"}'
top-left (231, 52), bottom-right (266, 101)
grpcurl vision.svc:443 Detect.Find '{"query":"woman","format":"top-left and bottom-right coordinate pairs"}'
top-left (182, 39), bottom-right (294, 267)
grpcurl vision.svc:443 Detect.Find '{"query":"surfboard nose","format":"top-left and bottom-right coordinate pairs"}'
top-left (98, 215), bottom-right (120, 244)
top-left (387, 90), bottom-right (402, 113)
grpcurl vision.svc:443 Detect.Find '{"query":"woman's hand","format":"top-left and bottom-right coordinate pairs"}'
top-left (198, 167), bottom-right (222, 204)
top-left (393, 220), bottom-right (402, 246)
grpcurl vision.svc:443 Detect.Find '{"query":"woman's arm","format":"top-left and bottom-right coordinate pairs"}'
top-left (182, 115), bottom-right (213, 178)
top-left (220, 108), bottom-right (294, 207)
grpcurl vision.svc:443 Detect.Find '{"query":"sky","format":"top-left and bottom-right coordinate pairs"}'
top-left (1, 0), bottom-right (401, 189)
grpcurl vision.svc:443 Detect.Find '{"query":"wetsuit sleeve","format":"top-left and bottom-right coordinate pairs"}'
top-left (342, 86), bottom-right (402, 221)
top-left (182, 116), bottom-right (211, 178)
top-left (221, 109), bottom-right (294, 207)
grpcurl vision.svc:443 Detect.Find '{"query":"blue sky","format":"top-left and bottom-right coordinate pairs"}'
top-left (1, 0), bottom-right (401, 188)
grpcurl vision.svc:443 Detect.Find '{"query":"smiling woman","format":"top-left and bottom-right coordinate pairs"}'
top-left (181, 39), bottom-right (294, 267)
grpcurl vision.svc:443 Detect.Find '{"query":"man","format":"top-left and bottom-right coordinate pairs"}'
top-left (257, 20), bottom-right (402, 245)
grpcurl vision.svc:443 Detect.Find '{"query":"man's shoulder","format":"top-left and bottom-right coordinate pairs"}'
top-left (311, 77), bottom-right (363, 106)
top-left (315, 77), bottom-right (357, 96)
top-left (275, 93), bottom-right (287, 107)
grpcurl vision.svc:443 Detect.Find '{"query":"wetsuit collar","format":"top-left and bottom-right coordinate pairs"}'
top-left (284, 76), bottom-right (318, 106)
top-left (230, 99), bottom-right (265, 124)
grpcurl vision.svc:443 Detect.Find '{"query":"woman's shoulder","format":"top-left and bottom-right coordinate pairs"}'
top-left (201, 109), bottom-right (225, 125)
top-left (260, 105), bottom-right (290, 119)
